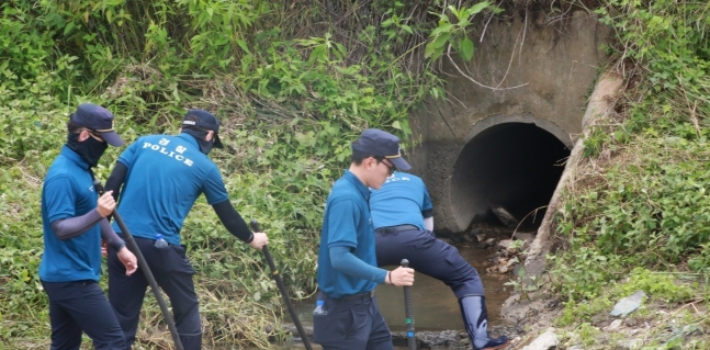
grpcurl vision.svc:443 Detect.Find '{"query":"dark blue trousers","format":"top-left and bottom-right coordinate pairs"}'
top-left (313, 294), bottom-right (392, 350)
top-left (41, 280), bottom-right (125, 350)
top-left (376, 228), bottom-right (484, 298)
top-left (108, 236), bottom-right (201, 350)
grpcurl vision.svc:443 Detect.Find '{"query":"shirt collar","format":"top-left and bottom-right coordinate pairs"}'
top-left (177, 133), bottom-right (200, 148)
top-left (343, 170), bottom-right (370, 201)
top-left (60, 145), bottom-right (91, 170)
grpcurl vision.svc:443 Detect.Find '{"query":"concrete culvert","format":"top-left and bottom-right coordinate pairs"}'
top-left (451, 117), bottom-right (572, 231)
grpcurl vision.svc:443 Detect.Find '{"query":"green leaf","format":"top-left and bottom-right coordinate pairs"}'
top-left (392, 121), bottom-right (402, 130)
top-left (448, 5), bottom-right (461, 20)
top-left (467, 1), bottom-right (491, 16)
top-left (64, 22), bottom-right (75, 36)
top-left (236, 39), bottom-right (251, 54)
top-left (431, 32), bottom-right (451, 49)
top-left (430, 23), bottom-right (453, 37)
top-left (459, 37), bottom-right (474, 61)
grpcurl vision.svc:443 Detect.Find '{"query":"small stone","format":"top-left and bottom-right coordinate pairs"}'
top-left (623, 317), bottom-right (640, 327)
top-left (506, 257), bottom-right (519, 268)
top-left (520, 327), bottom-right (559, 350)
top-left (480, 238), bottom-right (496, 249)
top-left (618, 338), bottom-right (643, 349)
top-left (498, 239), bottom-right (512, 249)
top-left (476, 233), bottom-right (487, 242)
top-left (604, 319), bottom-right (623, 332)
top-left (514, 232), bottom-right (535, 243)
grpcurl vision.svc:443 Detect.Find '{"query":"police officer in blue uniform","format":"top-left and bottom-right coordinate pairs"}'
top-left (370, 172), bottom-right (509, 350)
top-left (40, 103), bottom-right (138, 350)
top-left (314, 129), bottom-right (415, 350)
top-left (104, 110), bottom-right (269, 350)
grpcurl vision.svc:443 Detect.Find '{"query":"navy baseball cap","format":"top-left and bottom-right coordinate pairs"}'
top-left (182, 110), bottom-right (224, 148)
top-left (71, 103), bottom-right (124, 147)
top-left (351, 129), bottom-right (411, 171)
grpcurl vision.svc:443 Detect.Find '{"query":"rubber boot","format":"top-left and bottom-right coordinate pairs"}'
top-left (459, 296), bottom-right (509, 350)
top-left (179, 334), bottom-right (202, 350)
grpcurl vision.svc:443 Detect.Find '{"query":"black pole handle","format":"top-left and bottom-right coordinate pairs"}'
top-left (94, 181), bottom-right (184, 350)
top-left (401, 258), bottom-right (416, 350)
top-left (250, 220), bottom-right (313, 350)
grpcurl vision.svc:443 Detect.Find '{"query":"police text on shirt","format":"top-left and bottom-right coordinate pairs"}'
top-left (142, 138), bottom-right (194, 167)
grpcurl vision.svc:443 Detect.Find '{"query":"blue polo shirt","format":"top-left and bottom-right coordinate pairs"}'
top-left (39, 146), bottom-right (102, 282)
top-left (316, 170), bottom-right (378, 298)
top-left (112, 134), bottom-right (229, 245)
top-left (369, 172), bottom-right (433, 230)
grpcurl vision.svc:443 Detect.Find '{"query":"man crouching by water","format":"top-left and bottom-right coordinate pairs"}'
top-left (313, 129), bottom-right (415, 350)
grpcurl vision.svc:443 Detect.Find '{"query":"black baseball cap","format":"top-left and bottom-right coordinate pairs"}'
top-left (182, 110), bottom-right (224, 148)
top-left (71, 103), bottom-right (124, 147)
top-left (351, 128), bottom-right (411, 171)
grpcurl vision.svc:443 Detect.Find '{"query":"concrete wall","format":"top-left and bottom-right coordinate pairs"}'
top-left (407, 11), bottom-right (611, 233)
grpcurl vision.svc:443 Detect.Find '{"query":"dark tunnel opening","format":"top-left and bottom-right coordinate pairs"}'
top-left (451, 122), bottom-right (571, 230)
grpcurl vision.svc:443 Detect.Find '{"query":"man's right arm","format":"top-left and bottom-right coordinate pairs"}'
top-left (45, 177), bottom-right (116, 240)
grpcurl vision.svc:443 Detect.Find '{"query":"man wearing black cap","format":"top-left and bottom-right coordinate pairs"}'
top-left (313, 129), bottom-right (415, 350)
top-left (104, 110), bottom-right (268, 350)
top-left (39, 103), bottom-right (138, 350)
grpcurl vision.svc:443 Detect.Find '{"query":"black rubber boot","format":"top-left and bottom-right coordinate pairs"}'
top-left (179, 333), bottom-right (202, 350)
top-left (459, 296), bottom-right (509, 350)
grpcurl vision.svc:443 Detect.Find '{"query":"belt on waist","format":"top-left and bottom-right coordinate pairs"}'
top-left (375, 224), bottom-right (420, 234)
top-left (321, 290), bottom-right (375, 302)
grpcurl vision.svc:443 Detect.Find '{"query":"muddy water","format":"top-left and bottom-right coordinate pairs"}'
top-left (275, 244), bottom-right (513, 349)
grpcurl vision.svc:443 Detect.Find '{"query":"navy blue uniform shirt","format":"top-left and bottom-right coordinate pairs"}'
top-left (112, 134), bottom-right (229, 245)
top-left (316, 170), bottom-right (378, 298)
top-left (39, 146), bottom-right (102, 282)
top-left (370, 172), bottom-right (433, 230)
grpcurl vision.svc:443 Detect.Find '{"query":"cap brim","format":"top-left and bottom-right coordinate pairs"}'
top-left (99, 131), bottom-right (124, 147)
top-left (390, 156), bottom-right (411, 171)
top-left (214, 134), bottom-right (224, 148)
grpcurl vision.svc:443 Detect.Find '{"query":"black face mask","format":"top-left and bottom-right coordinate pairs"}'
top-left (183, 128), bottom-right (215, 155)
top-left (66, 133), bottom-right (108, 167)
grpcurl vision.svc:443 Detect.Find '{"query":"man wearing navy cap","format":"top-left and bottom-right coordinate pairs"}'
top-left (39, 103), bottom-right (138, 350)
top-left (370, 173), bottom-right (509, 350)
top-left (104, 110), bottom-right (268, 350)
top-left (313, 129), bottom-right (415, 350)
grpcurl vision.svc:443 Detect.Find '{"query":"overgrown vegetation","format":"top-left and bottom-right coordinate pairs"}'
top-left (542, 1), bottom-right (710, 347)
top-left (550, 0), bottom-right (710, 301)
